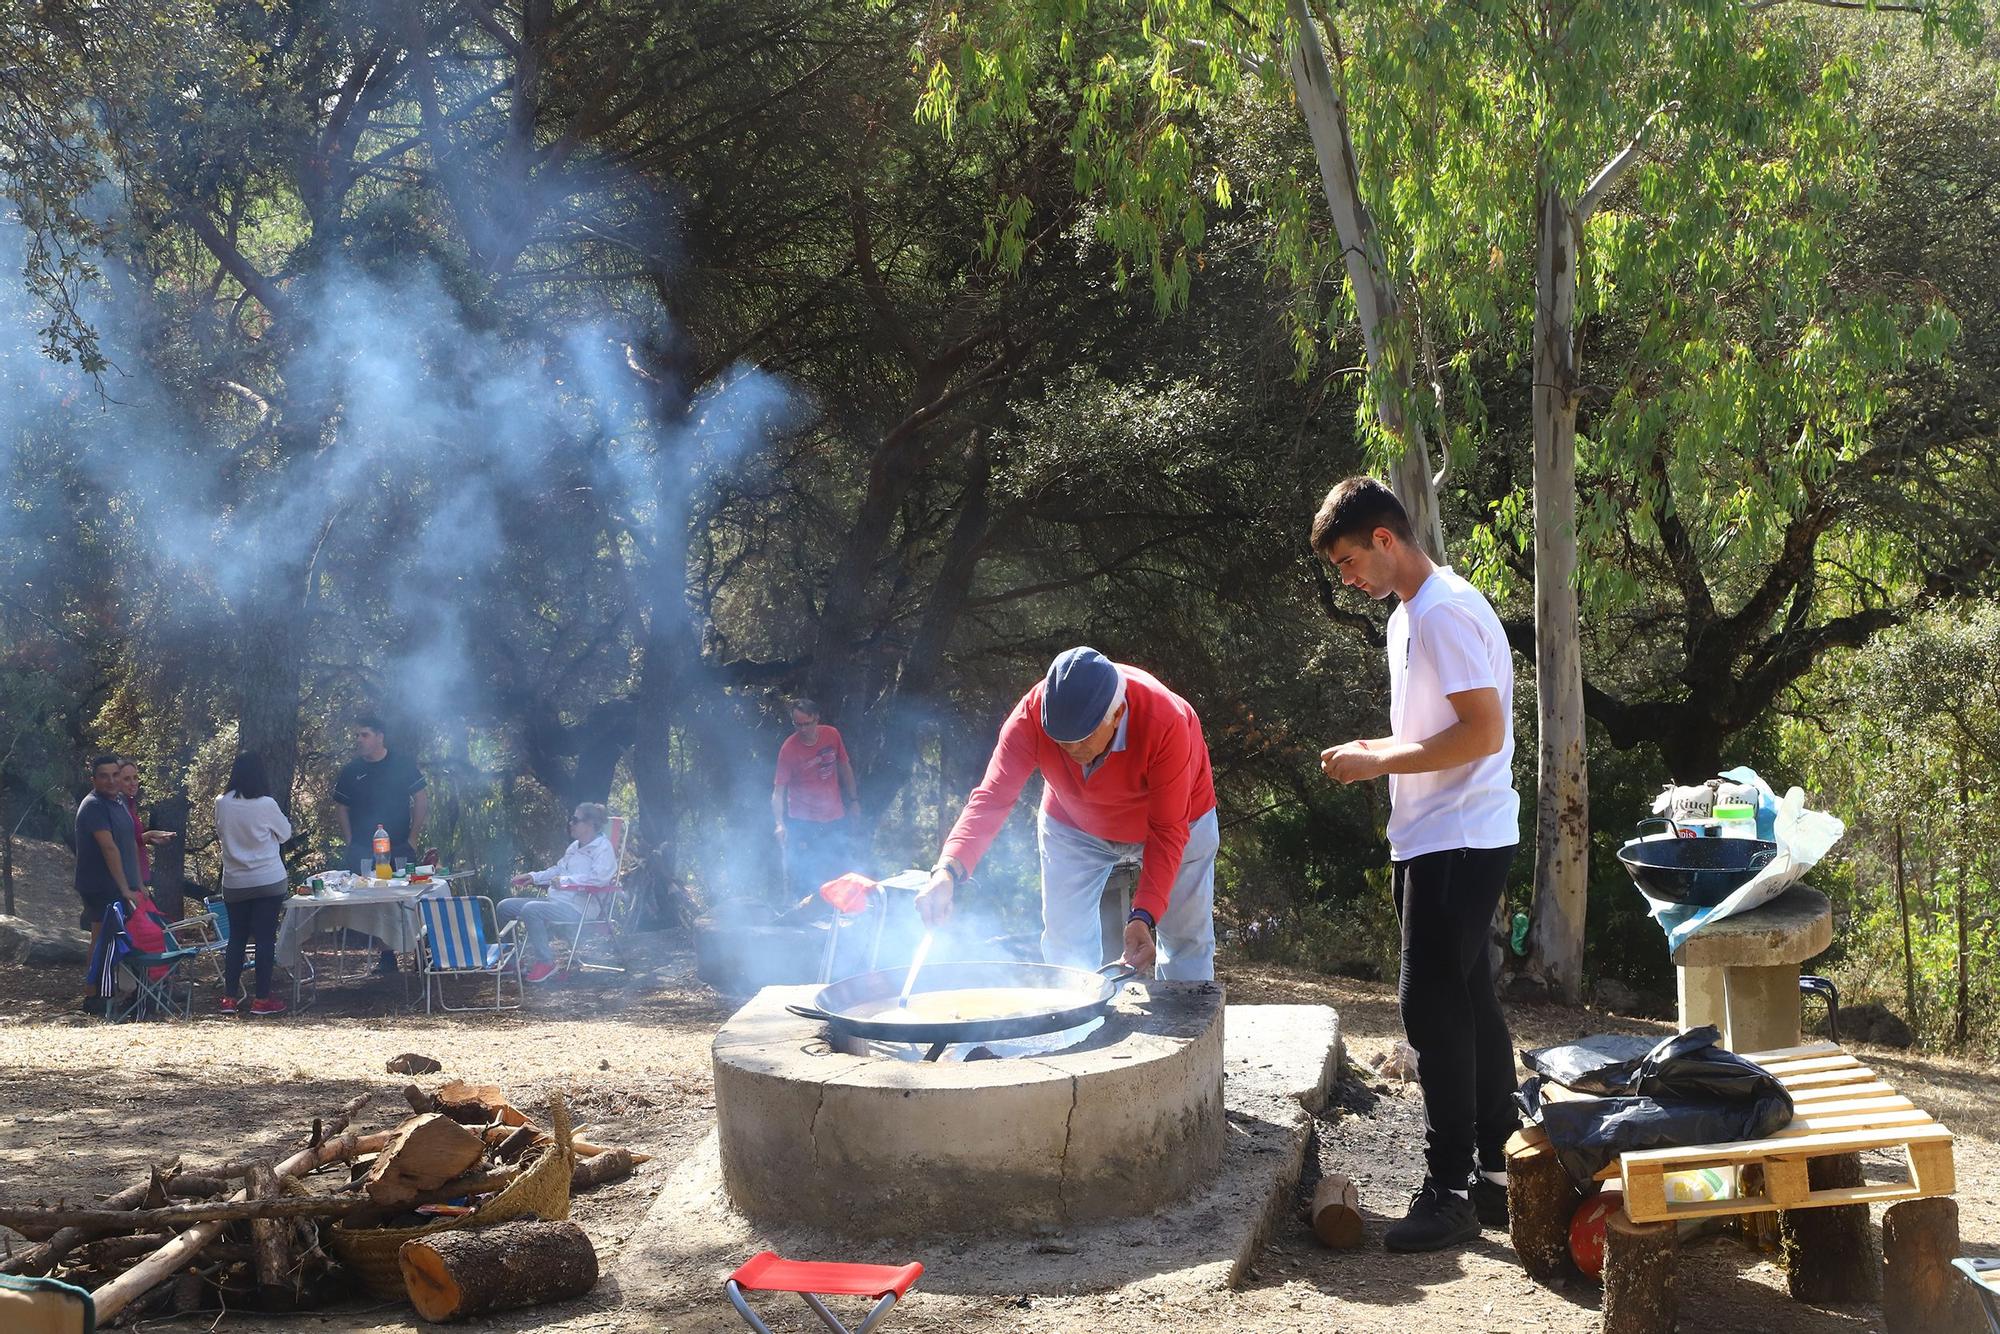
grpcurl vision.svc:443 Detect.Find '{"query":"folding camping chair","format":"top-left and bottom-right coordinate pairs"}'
top-left (1956, 1257), bottom-right (2000, 1334)
top-left (94, 903), bottom-right (202, 1022)
top-left (0, 1273), bottom-right (95, 1334)
top-left (417, 895), bottom-right (522, 1013)
top-left (168, 898), bottom-right (228, 984)
top-left (724, 1251), bottom-right (923, 1334)
top-left (559, 812), bottom-right (633, 976)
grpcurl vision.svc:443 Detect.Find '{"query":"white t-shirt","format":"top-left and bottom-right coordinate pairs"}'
top-left (214, 793), bottom-right (295, 889)
top-left (1385, 566), bottom-right (1520, 860)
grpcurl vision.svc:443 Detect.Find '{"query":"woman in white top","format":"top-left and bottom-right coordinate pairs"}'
top-left (213, 752), bottom-right (295, 1015)
top-left (501, 803), bottom-right (617, 983)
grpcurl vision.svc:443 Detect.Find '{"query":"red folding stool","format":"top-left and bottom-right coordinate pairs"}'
top-left (724, 1251), bottom-right (923, 1334)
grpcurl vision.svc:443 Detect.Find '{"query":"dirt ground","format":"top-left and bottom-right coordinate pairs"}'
top-left (3, 834), bottom-right (1996, 1332)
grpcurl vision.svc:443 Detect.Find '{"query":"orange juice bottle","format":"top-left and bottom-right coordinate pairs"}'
top-left (373, 825), bottom-right (393, 879)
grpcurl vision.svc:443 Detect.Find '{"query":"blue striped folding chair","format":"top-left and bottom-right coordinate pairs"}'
top-left (417, 895), bottom-right (522, 1014)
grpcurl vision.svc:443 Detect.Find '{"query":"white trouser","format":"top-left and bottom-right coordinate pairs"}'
top-left (1036, 807), bottom-right (1218, 981)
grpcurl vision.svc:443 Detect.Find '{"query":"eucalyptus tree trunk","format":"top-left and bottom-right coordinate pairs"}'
top-left (1523, 173), bottom-right (1591, 1001)
top-left (1285, 0), bottom-right (1443, 560)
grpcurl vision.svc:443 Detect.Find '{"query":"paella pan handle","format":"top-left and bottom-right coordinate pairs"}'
top-left (785, 1004), bottom-right (836, 1023)
top-left (1749, 847), bottom-right (1777, 871)
top-left (1634, 815), bottom-right (1681, 840)
top-left (1097, 961), bottom-right (1140, 984)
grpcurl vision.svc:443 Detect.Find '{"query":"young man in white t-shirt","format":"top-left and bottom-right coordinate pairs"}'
top-left (1312, 476), bottom-right (1523, 1253)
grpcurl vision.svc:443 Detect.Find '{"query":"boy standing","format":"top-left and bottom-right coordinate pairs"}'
top-left (1312, 477), bottom-right (1521, 1251)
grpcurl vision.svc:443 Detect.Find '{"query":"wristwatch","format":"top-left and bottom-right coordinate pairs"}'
top-left (931, 855), bottom-right (966, 885)
top-left (1127, 907), bottom-right (1156, 933)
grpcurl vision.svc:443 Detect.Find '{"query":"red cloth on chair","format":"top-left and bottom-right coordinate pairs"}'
top-left (729, 1252), bottom-right (923, 1300)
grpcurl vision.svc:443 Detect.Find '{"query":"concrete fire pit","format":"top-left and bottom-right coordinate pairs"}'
top-left (713, 980), bottom-right (1224, 1237)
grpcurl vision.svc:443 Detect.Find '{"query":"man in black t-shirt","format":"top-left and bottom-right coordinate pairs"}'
top-left (74, 753), bottom-right (141, 936)
top-left (331, 715), bottom-right (428, 974)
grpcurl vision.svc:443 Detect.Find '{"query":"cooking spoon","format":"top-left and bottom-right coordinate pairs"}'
top-left (897, 930), bottom-right (936, 1007)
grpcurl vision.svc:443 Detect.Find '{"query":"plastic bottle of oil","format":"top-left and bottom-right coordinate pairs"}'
top-left (373, 824), bottom-right (393, 879)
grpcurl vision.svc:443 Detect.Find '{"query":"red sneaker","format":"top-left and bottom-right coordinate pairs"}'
top-left (249, 996), bottom-right (289, 1016)
top-left (218, 996), bottom-right (238, 1014)
top-left (523, 962), bottom-right (560, 984)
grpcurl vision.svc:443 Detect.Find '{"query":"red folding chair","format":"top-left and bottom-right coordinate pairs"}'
top-left (724, 1251), bottom-right (923, 1334)
top-left (560, 813), bottom-right (634, 975)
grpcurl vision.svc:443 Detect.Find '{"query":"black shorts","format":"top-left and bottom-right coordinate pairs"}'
top-left (77, 890), bottom-right (119, 931)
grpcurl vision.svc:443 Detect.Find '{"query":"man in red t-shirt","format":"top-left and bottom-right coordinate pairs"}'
top-left (771, 698), bottom-right (860, 902)
top-left (915, 647), bottom-right (1218, 980)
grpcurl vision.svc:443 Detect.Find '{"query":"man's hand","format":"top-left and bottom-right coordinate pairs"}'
top-left (914, 871), bottom-right (955, 927)
top-left (143, 830), bottom-right (176, 846)
top-left (509, 873), bottom-right (533, 889)
top-left (1321, 739), bottom-right (1387, 784)
top-left (1121, 918), bottom-right (1157, 973)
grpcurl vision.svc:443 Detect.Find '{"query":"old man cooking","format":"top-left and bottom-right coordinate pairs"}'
top-left (915, 646), bottom-right (1218, 979)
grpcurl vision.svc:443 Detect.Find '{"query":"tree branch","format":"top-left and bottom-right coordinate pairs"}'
top-left (1577, 99), bottom-right (1681, 224)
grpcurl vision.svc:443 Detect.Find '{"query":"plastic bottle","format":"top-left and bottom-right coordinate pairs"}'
top-left (1510, 911), bottom-right (1531, 955)
top-left (373, 824), bottom-right (393, 879)
top-left (1713, 804), bottom-right (1758, 839)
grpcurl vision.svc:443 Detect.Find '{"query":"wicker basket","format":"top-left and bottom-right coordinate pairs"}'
top-left (327, 1092), bottom-right (575, 1300)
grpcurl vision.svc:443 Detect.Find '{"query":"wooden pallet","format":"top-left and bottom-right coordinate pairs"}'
top-left (1612, 1041), bottom-right (1956, 1224)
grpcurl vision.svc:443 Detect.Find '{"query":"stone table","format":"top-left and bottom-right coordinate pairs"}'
top-left (1673, 884), bottom-right (1832, 1053)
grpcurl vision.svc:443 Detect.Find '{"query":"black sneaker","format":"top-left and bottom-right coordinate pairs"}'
top-left (1384, 1179), bottom-right (1481, 1253)
top-left (1470, 1175), bottom-right (1508, 1227)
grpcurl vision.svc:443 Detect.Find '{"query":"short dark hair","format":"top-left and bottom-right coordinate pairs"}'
top-left (91, 753), bottom-right (121, 772)
top-left (1310, 477), bottom-right (1414, 554)
top-left (788, 698), bottom-right (820, 720)
top-left (353, 714), bottom-right (386, 736)
top-left (225, 752), bottom-right (270, 802)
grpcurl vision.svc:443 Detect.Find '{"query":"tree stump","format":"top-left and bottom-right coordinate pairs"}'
top-left (1506, 1127), bottom-right (1578, 1282)
top-left (1309, 1174), bottom-right (1363, 1249)
top-left (397, 1220), bottom-right (599, 1322)
top-left (365, 1114), bottom-right (488, 1207)
top-left (1777, 1153), bottom-right (1877, 1302)
top-left (1883, 1197), bottom-right (1983, 1334)
top-left (1602, 1210), bottom-right (1676, 1334)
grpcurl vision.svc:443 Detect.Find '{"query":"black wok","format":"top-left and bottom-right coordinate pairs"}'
top-left (787, 959), bottom-right (1137, 1053)
top-left (1618, 819), bottom-right (1778, 907)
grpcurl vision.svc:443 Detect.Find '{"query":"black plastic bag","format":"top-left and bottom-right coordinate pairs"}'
top-left (1521, 1033), bottom-right (1659, 1095)
top-left (1517, 1026), bottom-right (1794, 1182)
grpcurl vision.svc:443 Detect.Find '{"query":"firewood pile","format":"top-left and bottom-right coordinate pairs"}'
top-left (0, 1082), bottom-right (646, 1325)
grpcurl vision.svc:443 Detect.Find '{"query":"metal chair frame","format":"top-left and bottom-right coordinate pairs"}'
top-left (722, 1251), bottom-right (920, 1334)
top-left (1956, 1257), bottom-right (2000, 1334)
top-left (725, 1282), bottom-right (902, 1334)
top-left (99, 906), bottom-right (202, 1023)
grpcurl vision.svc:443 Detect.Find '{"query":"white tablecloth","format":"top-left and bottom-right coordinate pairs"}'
top-left (274, 884), bottom-right (449, 969)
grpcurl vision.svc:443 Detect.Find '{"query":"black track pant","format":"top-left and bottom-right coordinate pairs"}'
top-left (225, 894), bottom-right (284, 1000)
top-left (1393, 844), bottom-right (1521, 1189)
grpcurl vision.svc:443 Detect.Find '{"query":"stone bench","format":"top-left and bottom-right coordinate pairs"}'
top-left (1674, 884), bottom-right (1831, 1054)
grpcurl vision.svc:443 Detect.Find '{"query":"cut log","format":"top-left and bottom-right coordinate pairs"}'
top-left (433, 1081), bottom-right (514, 1125)
top-left (1778, 1153), bottom-right (1877, 1302)
top-left (364, 1114), bottom-right (489, 1207)
top-left (1602, 1210), bottom-right (1676, 1334)
top-left (398, 1219), bottom-right (599, 1322)
top-left (91, 1094), bottom-right (377, 1322)
top-left (405, 1084), bottom-right (440, 1115)
top-left (572, 1148), bottom-right (636, 1191)
top-left (247, 1163), bottom-right (297, 1307)
top-left (1883, 1196), bottom-right (1984, 1334)
top-left (1309, 1174), bottom-right (1363, 1248)
top-left (1506, 1127), bottom-right (1577, 1283)
top-left (492, 1123), bottom-right (541, 1163)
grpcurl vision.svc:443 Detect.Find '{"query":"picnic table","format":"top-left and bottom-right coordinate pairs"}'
top-left (1508, 1040), bottom-right (1964, 1334)
top-left (274, 873), bottom-right (474, 1003)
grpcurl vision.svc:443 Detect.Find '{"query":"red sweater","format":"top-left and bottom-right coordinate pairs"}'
top-left (942, 666), bottom-right (1216, 921)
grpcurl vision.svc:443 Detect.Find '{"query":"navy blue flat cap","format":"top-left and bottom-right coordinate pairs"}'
top-left (1042, 646), bottom-right (1121, 742)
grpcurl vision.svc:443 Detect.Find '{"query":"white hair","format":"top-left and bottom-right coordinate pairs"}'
top-left (1100, 673), bottom-right (1128, 729)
